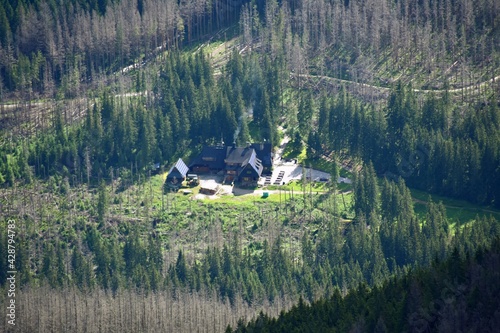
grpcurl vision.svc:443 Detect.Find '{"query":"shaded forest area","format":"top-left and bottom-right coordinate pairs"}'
top-left (307, 85), bottom-right (500, 207)
top-left (231, 237), bottom-right (500, 333)
top-left (1, 166), bottom-right (499, 332)
top-left (0, 0), bottom-right (499, 332)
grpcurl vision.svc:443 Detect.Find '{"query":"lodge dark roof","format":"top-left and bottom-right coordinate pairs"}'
top-left (189, 145), bottom-right (227, 170)
top-left (251, 143), bottom-right (273, 167)
top-left (225, 146), bottom-right (254, 165)
top-left (167, 158), bottom-right (189, 178)
top-left (189, 142), bottom-right (271, 178)
top-left (239, 150), bottom-right (263, 177)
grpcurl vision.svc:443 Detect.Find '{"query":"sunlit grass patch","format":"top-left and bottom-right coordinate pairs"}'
top-left (410, 188), bottom-right (500, 225)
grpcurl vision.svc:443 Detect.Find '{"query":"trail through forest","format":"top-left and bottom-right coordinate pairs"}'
top-left (2, 30), bottom-right (498, 135)
top-left (412, 197), bottom-right (500, 216)
top-left (293, 72), bottom-right (500, 95)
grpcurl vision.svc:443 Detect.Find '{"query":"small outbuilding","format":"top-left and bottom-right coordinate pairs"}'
top-left (166, 158), bottom-right (189, 188)
top-left (199, 183), bottom-right (219, 195)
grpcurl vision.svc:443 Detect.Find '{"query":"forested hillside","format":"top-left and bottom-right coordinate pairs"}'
top-left (0, 0), bottom-right (244, 98)
top-left (231, 237), bottom-right (500, 332)
top-left (0, 0), bottom-right (499, 332)
top-left (1, 0), bottom-right (498, 98)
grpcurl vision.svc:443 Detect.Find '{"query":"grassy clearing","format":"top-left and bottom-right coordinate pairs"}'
top-left (212, 192), bottom-right (282, 205)
top-left (112, 164), bottom-right (495, 240)
top-left (282, 144), bottom-right (307, 161)
top-left (303, 157), bottom-right (335, 174)
top-left (410, 188), bottom-right (500, 225)
top-left (266, 180), bottom-right (330, 193)
top-left (337, 182), bottom-right (352, 192)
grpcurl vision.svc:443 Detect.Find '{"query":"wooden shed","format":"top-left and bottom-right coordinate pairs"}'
top-left (166, 158), bottom-right (189, 188)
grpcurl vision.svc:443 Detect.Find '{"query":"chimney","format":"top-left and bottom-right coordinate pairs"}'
top-left (218, 133), bottom-right (224, 147)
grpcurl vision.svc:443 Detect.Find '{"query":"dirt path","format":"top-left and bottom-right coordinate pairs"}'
top-left (294, 72), bottom-right (500, 95)
top-left (0, 31), bottom-right (240, 132)
top-left (412, 197), bottom-right (500, 216)
top-left (232, 187), bottom-right (329, 197)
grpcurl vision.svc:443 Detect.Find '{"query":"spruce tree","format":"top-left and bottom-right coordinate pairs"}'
top-left (96, 180), bottom-right (108, 225)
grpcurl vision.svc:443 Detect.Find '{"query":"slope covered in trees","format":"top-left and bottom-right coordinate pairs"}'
top-left (0, 0), bottom-right (499, 332)
top-left (307, 85), bottom-right (500, 207)
top-left (0, 49), bottom-right (282, 187)
top-left (1, 0), bottom-right (498, 100)
top-left (1, 161), bottom-right (499, 331)
top-left (0, 0), bottom-right (245, 98)
top-left (231, 237), bottom-right (500, 332)
top-left (244, 0), bottom-right (499, 93)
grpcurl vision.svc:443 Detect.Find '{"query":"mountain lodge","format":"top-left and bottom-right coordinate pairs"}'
top-left (189, 142), bottom-right (273, 186)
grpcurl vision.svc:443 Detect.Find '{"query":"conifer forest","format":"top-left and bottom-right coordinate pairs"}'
top-left (0, 0), bottom-right (499, 332)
